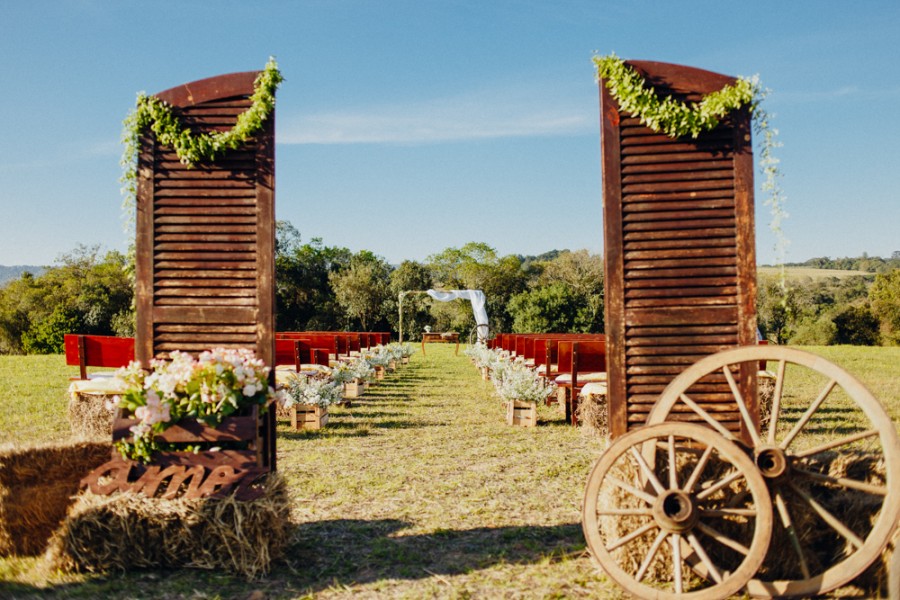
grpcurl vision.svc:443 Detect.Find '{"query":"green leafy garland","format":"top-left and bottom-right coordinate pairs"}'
top-left (120, 57), bottom-right (283, 226)
top-left (594, 53), bottom-right (788, 296)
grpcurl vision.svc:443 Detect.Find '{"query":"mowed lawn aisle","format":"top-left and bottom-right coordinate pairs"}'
top-left (275, 343), bottom-right (612, 598)
top-left (0, 345), bottom-right (615, 598)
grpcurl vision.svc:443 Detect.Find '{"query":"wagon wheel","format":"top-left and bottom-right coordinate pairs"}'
top-left (646, 345), bottom-right (900, 598)
top-left (468, 324), bottom-right (491, 346)
top-left (582, 422), bottom-right (773, 599)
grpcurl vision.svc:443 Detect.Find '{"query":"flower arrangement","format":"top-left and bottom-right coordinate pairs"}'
top-left (331, 357), bottom-right (375, 384)
top-left (112, 348), bottom-right (277, 463)
top-left (493, 363), bottom-right (556, 404)
top-left (465, 343), bottom-right (495, 369)
top-left (280, 376), bottom-right (342, 409)
top-left (361, 347), bottom-right (390, 368)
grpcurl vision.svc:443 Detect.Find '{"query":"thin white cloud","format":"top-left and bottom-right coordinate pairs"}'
top-left (278, 86), bottom-right (596, 145)
top-left (775, 85), bottom-right (900, 104)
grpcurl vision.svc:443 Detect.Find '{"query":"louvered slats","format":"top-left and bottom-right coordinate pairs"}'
top-left (601, 61), bottom-right (757, 440)
top-left (148, 97), bottom-right (261, 355)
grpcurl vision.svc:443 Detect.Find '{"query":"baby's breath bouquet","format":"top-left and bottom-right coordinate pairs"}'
top-left (331, 357), bottom-right (375, 383)
top-left (112, 348), bottom-right (277, 462)
top-left (494, 364), bottom-right (556, 404)
top-left (281, 376), bottom-right (342, 409)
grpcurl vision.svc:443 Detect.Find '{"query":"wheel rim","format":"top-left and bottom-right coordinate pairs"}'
top-left (583, 422), bottom-right (773, 599)
top-left (647, 346), bottom-right (900, 598)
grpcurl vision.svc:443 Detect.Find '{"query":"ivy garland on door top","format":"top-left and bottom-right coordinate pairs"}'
top-left (594, 53), bottom-right (788, 292)
top-left (120, 57), bottom-right (283, 226)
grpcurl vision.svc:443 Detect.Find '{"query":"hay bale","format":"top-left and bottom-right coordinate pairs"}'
top-left (46, 473), bottom-right (290, 579)
top-left (68, 392), bottom-right (116, 439)
top-left (576, 392), bottom-right (609, 439)
top-left (0, 441), bottom-right (111, 556)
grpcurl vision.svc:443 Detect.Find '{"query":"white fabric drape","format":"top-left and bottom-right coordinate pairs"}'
top-left (426, 289), bottom-right (489, 339)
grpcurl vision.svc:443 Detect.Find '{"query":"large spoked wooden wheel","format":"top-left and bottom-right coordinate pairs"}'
top-left (647, 346), bottom-right (900, 598)
top-left (583, 422), bottom-right (773, 599)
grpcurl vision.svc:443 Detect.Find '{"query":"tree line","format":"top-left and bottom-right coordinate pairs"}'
top-left (1, 223), bottom-right (898, 354)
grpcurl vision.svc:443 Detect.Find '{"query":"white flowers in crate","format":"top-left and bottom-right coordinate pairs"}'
top-left (494, 363), bottom-right (556, 404)
top-left (361, 347), bottom-right (391, 367)
top-left (281, 375), bottom-right (343, 408)
top-left (385, 342), bottom-right (414, 359)
top-left (464, 342), bottom-right (493, 368)
top-left (331, 357), bottom-right (375, 383)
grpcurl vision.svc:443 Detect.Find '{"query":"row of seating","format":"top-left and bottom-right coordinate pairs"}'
top-left (64, 332), bottom-right (392, 381)
top-left (488, 333), bottom-right (607, 425)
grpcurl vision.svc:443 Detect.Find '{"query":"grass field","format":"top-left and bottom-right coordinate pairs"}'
top-left (1, 344), bottom-right (899, 598)
top-left (757, 266), bottom-right (872, 280)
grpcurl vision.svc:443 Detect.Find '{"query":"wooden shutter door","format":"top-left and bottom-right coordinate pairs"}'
top-left (601, 61), bottom-right (758, 440)
top-left (133, 71), bottom-right (276, 466)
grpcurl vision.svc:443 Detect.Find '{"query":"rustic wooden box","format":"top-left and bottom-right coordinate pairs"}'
top-left (290, 405), bottom-right (328, 430)
top-left (506, 400), bottom-right (537, 427)
top-left (343, 380), bottom-right (364, 398)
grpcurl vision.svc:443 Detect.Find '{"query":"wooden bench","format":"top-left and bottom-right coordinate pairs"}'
top-left (556, 340), bottom-right (607, 425)
top-left (64, 334), bottom-right (135, 380)
top-left (421, 332), bottom-right (459, 355)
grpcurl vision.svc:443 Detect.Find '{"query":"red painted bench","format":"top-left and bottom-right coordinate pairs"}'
top-left (64, 334), bottom-right (135, 380)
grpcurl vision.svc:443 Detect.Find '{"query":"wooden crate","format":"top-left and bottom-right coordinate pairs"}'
top-left (290, 405), bottom-right (328, 430)
top-left (506, 400), bottom-right (537, 427)
top-left (343, 380), bottom-right (364, 398)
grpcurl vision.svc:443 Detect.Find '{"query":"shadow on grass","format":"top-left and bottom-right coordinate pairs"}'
top-left (283, 518), bottom-right (585, 592)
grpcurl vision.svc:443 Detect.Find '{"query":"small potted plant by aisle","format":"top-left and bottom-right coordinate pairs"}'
top-left (494, 364), bottom-right (556, 427)
top-left (281, 376), bottom-right (342, 430)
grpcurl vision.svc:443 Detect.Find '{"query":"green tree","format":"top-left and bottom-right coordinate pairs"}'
top-left (831, 305), bottom-right (880, 346)
top-left (275, 224), bottom-right (352, 331)
top-left (426, 242), bottom-right (526, 333)
top-left (869, 269), bottom-right (900, 345)
top-left (389, 260), bottom-right (434, 340)
top-left (329, 252), bottom-right (392, 331)
top-left (0, 245), bottom-right (133, 354)
top-left (537, 249), bottom-right (604, 332)
top-left (508, 283), bottom-right (590, 333)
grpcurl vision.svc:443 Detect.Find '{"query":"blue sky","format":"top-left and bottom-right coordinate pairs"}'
top-left (1, 1), bottom-right (898, 267)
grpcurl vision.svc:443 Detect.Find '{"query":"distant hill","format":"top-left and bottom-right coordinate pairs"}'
top-left (0, 265), bottom-right (45, 285)
top-left (757, 266), bottom-right (872, 281)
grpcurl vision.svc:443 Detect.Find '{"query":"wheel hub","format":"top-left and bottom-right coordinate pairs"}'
top-left (755, 445), bottom-right (789, 479)
top-left (652, 489), bottom-right (699, 533)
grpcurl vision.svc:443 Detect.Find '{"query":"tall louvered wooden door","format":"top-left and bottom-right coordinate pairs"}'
top-left (134, 71), bottom-right (276, 467)
top-left (600, 61), bottom-right (758, 441)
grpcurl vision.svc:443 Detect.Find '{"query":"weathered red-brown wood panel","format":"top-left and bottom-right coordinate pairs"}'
top-left (134, 70), bottom-right (276, 468)
top-left (601, 61), bottom-right (758, 440)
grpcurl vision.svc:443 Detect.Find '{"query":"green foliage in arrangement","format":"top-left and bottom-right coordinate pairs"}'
top-left (596, 53), bottom-right (789, 297)
top-left (120, 57), bottom-right (283, 226)
top-left (593, 53), bottom-right (759, 138)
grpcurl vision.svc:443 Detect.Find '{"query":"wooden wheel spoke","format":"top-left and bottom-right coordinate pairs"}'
top-left (628, 446), bottom-right (666, 496)
top-left (606, 521), bottom-right (657, 552)
top-left (700, 508), bottom-right (757, 519)
top-left (793, 428), bottom-right (880, 458)
top-left (722, 365), bottom-right (761, 447)
top-left (780, 379), bottom-right (837, 451)
top-left (668, 434), bottom-right (678, 490)
top-left (696, 520), bottom-right (750, 556)
top-left (788, 481), bottom-right (866, 549)
top-left (793, 466), bottom-right (887, 496)
top-left (678, 393), bottom-right (740, 443)
top-left (635, 529), bottom-right (668, 583)
top-left (766, 359), bottom-right (787, 445)
top-left (597, 507), bottom-right (654, 516)
top-left (687, 531), bottom-right (725, 583)
top-left (775, 490), bottom-right (811, 579)
top-left (683, 444), bottom-right (714, 494)
top-left (670, 533), bottom-right (683, 594)
top-left (607, 474), bottom-right (657, 505)
top-left (696, 470), bottom-right (742, 501)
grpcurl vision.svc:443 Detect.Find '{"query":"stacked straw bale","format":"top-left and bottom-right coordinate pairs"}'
top-left (0, 441), bottom-right (111, 556)
top-left (45, 473), bottom-right (290, 579)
